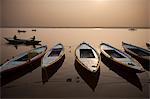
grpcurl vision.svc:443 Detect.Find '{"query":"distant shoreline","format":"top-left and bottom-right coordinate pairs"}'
top-left (0, 27), bottom-right (150, 29)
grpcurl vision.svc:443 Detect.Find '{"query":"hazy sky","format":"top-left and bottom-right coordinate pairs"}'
top-left (1, 0), bottom-right (150, 27)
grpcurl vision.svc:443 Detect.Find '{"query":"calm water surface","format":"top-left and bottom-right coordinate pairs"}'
top-left (0, 28), bottom-right (150, 98)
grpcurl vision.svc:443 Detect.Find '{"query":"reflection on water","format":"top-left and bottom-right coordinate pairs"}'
top-left (1, 28), bottom-right (149, 98)
top-left (124, 49), bottom-right (150, 71)
top-left (74, 60), bottom-right (100, 91)
top-left (42, 55), bottom-right (65, 84)
top-left (1, 58), bottom-right (41, 87)
top-left (3, 36), bottom-right (42, 49)
top-left (100, 53), bottom-right (143, 91)
top-left (132, 56), bottom-right (149, 72)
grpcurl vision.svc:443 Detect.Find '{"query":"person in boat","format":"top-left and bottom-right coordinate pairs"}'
top-left (31, 36), bottom-right (35, 41)
top-left (13, 35), bottom-right (17, 40)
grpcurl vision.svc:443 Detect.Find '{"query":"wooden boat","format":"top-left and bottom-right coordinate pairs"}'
top-left (1, 58), bottom-right (41, 86)
top-left (17, 30), bottom-right (26, 33)
top-left (42, 55), bottom-right (65, 84)
top-left (0, 46), bottom-right (47, 76)
top-left (100, 43), bottom-right (144, 72)
top-left (100, 53), bottom-right (142, 91)
top-left (75, 42), bottom-right (100, 72)
top-left (4, 37), bottom-right (41, 45)
top-left (75, 60), bottom-right (100, 91)
top-left (122, 42), bottom-right (150, 70)
top-left (41, 43), bottom-right (65, 68)
top-left (146, 42), bottom-right (150, 49)
top-left (4, 38), bottom-right (24, 44)
top-left (24, 40), bottom-right (41, 45)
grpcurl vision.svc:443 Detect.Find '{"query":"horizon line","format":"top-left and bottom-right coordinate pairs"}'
top-left (0, 26), bottom-right (150, 29)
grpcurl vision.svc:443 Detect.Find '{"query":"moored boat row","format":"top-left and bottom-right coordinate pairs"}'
top-left (40, 42), bottom-right (148, 74)
top-left (1, 42), bottom-right (149, 86)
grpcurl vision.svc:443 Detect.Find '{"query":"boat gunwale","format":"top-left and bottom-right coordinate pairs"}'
top-left (10, 45), bottom-right (47, 62)
top-left (75, 42), bottom-right (100, 72)
top-left (1, 48), bottom-right (46, 73)
top-left (1, 46), bottom-right (47, 72)
top-left (100, 43), bottom-right (132, 59)
top-left (122, 42), bottom-right (150, 60)
top-left (100, 43), bottom-right (144, 72)
top-left (41, 43), bottom-right (65, 68)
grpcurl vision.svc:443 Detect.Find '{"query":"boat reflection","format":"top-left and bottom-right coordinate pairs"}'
top-left (6, 42), bottom-right (41, 49)
top-left (74, 60), bottom-right (100, 92)
top-left (42, 55), bottom-right (65, 84)
top-left (1, 59), bottom-right (41, 87)
top-left (140, 61), bottom-right (150, 71)
top-left (100, 53), bottom-right (143, 91)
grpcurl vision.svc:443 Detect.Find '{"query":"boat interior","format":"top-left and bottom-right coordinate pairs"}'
top-left (104, 50), bottom-right (126, 58)
top-left (128, 48), bottom-right (150, 56)
top-left (15, 51), bottom-right (39, 61)
top-left (80, 49), bottom-right (95, 58)
top-left (48, 48), bottom-right (62, 57)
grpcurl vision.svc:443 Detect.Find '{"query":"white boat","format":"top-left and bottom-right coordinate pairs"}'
top-left (0, 46), bottom-right (47, 74)
top-left (75, 42), bottom-right (100, 72)
top-left (41, 43), bottom-right (65, 68)
top-left (122, 42), bottom-right (150, 70)
top-left (100, 43), bottom-right (144, 72)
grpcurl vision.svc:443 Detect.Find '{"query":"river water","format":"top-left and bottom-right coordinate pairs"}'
top-left (0, 28), bottom-right (149, 98)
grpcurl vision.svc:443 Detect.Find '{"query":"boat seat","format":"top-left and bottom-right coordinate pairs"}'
top-left (48, 48), bottom-right (62, 57)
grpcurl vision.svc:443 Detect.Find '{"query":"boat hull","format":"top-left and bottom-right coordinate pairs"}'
top-left (4, 38), bottom-right (23, 44)
top-left (124, 50), bottom-right (149, 71)
top-left (101, 53), bottom-right (143, 91)
top-left (1, 53), bottom-right (44, 78)
top-left (1, 56), bottom-right (42, 86)
top-left (122, 42), bottom-right (150, 71)
top-left (42, 55), bottom-right (65, 84)
top-left (75, 43), bottom-right (100, 72)
top-left (24, 41), bottom-right (41, 45)
top-left (74, 59), bottom-right (100, 91)
top-left (100, 52), bottom-right (143, 73)
top-left (1, 46), bottom-right (47, 82)
top-left (4, 38), bottom-right (41, 45)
